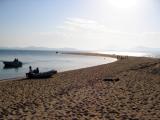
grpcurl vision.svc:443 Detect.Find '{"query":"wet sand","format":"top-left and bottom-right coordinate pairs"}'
top-left (0, 55), bottom-right (160, 119)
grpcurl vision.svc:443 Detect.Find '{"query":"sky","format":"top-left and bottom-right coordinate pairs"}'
top-left (0, 0), bottom-right (160, 50)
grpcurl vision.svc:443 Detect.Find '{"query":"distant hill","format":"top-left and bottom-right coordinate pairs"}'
top-left (102, 46), bottom-right (160, 53)
top-left (130, 47), bottom-right (160, 53)
top-left (1, 46), bottom-right (160, 53)
top-left (0, 46), bottom-right (78, 51)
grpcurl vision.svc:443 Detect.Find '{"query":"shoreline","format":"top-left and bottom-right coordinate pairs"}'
top-left (0, 54), bottom-right (160, 119)
top-left (62, 52), bottom-right (119, 58)
top-left (0, 53), bottom-right (117, 82)
top-left (0, 52), bottom-right (157, 82)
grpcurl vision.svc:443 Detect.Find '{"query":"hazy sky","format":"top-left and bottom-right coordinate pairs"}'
top-left (1, 0), bottom-right (160, 50)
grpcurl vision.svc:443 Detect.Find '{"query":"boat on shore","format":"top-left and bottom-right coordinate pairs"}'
top-left (3, 60), bottom-right (22, 68)
top-left (26, 70), bottom-right (57, 79)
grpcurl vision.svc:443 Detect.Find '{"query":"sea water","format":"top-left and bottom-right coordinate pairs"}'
top-left (0, 50), bottom-right (116, 80)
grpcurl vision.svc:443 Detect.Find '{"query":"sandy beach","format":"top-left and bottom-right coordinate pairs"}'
top-left (0, 55), bottom-right (160, 119)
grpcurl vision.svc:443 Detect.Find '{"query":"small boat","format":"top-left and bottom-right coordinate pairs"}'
top-left (3, 60), bottom-right (22, 68)
top-left (26, 70), bottom-right (57, 79)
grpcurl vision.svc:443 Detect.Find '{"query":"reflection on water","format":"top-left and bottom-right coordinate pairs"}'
top-left (3, 67), bottom-right (19, 72)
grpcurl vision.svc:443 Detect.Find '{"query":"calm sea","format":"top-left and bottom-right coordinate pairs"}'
top-left (0, 50), bottom-right (116, 80)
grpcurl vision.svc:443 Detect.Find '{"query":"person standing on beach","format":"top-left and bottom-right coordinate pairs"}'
top-left (36, 67), bottom-right (39, 73)
top-left (29, 66), bottom-right (32, 73)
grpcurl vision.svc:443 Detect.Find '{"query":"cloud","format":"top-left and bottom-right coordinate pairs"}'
top-left (51, 18), bottom-right (141, 49)
top-left (30, 18), bottom-right (160, 50)
top-left (59, 18), bottom-right (107, 32)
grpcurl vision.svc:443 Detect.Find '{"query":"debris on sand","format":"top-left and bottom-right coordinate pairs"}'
top-left (103, 76), bottom-right (119, 82)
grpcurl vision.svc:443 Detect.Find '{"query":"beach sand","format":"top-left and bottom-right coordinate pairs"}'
top-left (0, 56), bottom-right (160, 119)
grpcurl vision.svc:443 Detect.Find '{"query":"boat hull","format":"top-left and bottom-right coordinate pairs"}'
top-left (26, 70), bottom-right (57, 79)
top-left (3, 61), bottom-right (22, 68)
